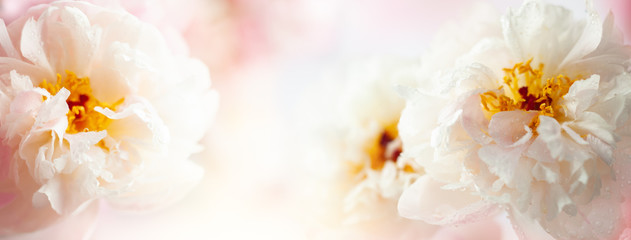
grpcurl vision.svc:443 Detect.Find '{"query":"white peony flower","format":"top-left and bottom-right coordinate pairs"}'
top-left (334, 57), bottom-right (423, 223)
top-left (397, 1), bottom-right (631, 239)
top-left (0, 1), bottom-right (217, 235)
top-left (304, 57), bottom-right (438, 239)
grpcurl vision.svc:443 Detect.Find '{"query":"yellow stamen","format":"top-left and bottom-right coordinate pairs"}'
top-left (39, 70), bottom-right (124, 134)
top-left (480, 59), bottom-right (576, 129)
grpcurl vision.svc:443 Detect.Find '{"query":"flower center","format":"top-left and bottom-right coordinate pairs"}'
top-left (367, 123), bottom-right (402, 170)
top-left (480, 59), bottom-right (576, 128)
top-left (39, 71), bottom-right (124, 134)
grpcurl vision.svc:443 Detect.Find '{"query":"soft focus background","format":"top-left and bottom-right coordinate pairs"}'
top-left (1, 0), bottom-right (618, 239)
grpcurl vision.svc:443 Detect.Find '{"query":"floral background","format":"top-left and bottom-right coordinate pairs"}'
top-left (0, 0), bottom-right (628, 239)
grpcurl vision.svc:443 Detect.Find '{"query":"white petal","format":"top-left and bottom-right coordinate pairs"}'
top-left (488, 110), bottom-right (537, 147)
top-left (532, 162), bottom-right (559, 183)
top-left (20, 18), bottom-right (51, 72)
top-left (528, 120), bottom-right (593, 165)
top-left (563, 75), bottom-right (600, 118)
top-left (9, 90), bottom-right (41, 115)
top-left (398, 176), bottom-right (496, 225)
top-left (379, 162), bottom-right (400, 199)
top-left (9, 70), bottom-right (33, 92)
top-left (35, 166), bottom-right (98, 215)
top-left (559, 2), bottom-right (602, 68)
top-left (561, 123), bottom-right (588, 145)
top-left (43, 6), bottom-right (101, 74)
top-left (431, 109), bottom-right (462, 149)
top-left (34, 88), bottom-right (69, 131)
top-left (58, 131), bottom-right (107, 174)
top-left (95, 96), bottom-right (169, 147)
top-left (570, 111), bottom-right (616, 146)
top-left (478, 144), bottom-right (527, 187)
top-left (398, 89), bottom-right (449, 176)
top-left (502, 0), bottom-right (578, 68)
top-left (586, 134), bottom-right (614, 166)
top-left (533, 116), bottom-right (563, 159)
top-left (461, 93), bottom-right (492, 145)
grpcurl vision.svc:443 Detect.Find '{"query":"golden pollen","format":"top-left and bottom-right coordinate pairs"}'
top-left (39, 71), bottom-right (124, 134)
top-left (480, 59), bottom-right (577, 128)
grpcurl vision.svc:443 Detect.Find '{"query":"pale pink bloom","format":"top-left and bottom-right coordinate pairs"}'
top-left (302, 57), bottom-right (438, 239)
top-left (0, 0), bottom-right (216, 235)
top-left (397, 0), bottom-right (631, 239)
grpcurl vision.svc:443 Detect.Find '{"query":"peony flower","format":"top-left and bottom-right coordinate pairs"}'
top-left (303, 57), bottom-right (439, 239)
top-left (330, 57), bottom-right (423, 223)
top-left (396, 0), bottom-right (631, 239)
top-left (0, 0), bottom-right (217, 235)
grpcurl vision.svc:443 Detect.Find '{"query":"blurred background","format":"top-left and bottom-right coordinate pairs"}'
top-left (1, 0), bottom-right (619, 239)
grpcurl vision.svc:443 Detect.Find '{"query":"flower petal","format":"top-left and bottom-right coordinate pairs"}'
top-left (461, 93), bottom-right (492, 145)
top-left (563, 75), bottom-right (600, 118)
top-left (570, 111), bottom-right (616, 146)
top-left (95, 96), bottom-right (169, 147)
top-left (41, 6), bottom-right (101, 75)
top-left (488, 110), bottom-right (537, 147)
top-left (559, 0), bottom-right (602, 68)
top-left (398, 175), bottom-right (496, 225)
top-left (478, 143), bottom-right (528, 188)
top-left (20, 17), bottom-right (51, 72)
top-left (587, 134), bottom-right (614, 166)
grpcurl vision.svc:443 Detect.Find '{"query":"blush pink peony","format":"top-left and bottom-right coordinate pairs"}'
top-left (0, 0), bottom-right (217, 235)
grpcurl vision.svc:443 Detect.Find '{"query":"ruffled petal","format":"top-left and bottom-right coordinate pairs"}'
top-left (398, 175), bottom-right (497, 225)
top-left (558, 0), bottom-right (602, 68)
top-left (461, 92), bottom-right (492, 145)
top-left (488, 110), bottom-right (536, 147)
top-left (478, 143), bottom-right (528, 189)
top-left (95, 95), bottom-right (169, 147)
top-left (19, 17), bottom-right (51, 72)
top-left (569, 111), bottom-right (616, 146)
top-left (39, 5), bottom-right (101, 75)
top-left (563, 75), bottom-right (600, 119)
